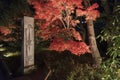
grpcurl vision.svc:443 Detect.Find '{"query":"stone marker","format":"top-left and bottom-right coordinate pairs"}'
top-left (22, 16), bottom-right (34, 74)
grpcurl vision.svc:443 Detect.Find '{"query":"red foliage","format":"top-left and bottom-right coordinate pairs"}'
top-left (67, 40), bottom-right (91, 55)
top-left (76, 3), bottom-right (100, 20)
top-left (0, 27), bottom-right (11, 36)
top-left (85, 3), bottom-right (100, 20)
top-left (30, 0), bottom-right (100, 55)
top-left (49, 38), bottom-right (91, 55)
top-left (70, 28), bottom-right (82, 41)
top-left (49, 38), bottom-right (67, 52)
top-left (32, 0), bottom-right (61, 29)
top-left (31, 0), bottom-right (100, 26)
top-left (0, 26), bottom-right (16, 42)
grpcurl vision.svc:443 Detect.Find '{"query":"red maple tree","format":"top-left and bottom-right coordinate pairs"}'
top-left (30, 0), bottom-right (100, 55)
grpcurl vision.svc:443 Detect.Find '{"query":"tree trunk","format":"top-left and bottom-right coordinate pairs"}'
top-left (86, 20), bottom-right (101, 67)
top-left (83, 0), bottom-right (102, 67)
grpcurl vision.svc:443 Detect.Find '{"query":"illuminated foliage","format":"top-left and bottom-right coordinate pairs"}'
top-left (30, 0), bottom-right (100, 55)
top-left (0, 25), bottom-right (15, 41)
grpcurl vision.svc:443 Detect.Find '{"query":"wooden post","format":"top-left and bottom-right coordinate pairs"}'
top-left (22, 16), bottom-right (34, 74)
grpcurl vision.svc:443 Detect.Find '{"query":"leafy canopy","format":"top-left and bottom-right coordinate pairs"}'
top-left (30, 0), bottom-right (100, 55)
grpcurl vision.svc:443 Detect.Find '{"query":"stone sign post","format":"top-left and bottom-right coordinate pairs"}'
top-left (22, 16), bottom-right (34, 74)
